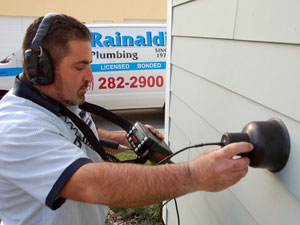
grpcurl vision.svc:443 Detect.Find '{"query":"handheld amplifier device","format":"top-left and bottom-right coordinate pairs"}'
top-left (126, 121), bottom-right (173, 164)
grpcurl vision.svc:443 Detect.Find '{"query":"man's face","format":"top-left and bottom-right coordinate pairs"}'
top-left (49, 40), bottom-right (93, 106)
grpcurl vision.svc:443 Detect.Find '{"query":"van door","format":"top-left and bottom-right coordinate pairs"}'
top-left (86, 24), bottom-right (167, 110)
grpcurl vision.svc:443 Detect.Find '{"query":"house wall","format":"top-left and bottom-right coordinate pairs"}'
top-left (0, 0), bottom-right (167, 24)
top-left (165, 0), bottom-right (300, 224)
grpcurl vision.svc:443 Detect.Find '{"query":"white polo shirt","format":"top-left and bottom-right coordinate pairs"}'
top-left (0, 90), bottom-right (108, 225)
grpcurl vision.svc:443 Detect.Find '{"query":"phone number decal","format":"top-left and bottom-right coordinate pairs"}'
top-left (97, 75), bottom-right (164, 89)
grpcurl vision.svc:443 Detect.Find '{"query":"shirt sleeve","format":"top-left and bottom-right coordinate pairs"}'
top-left (46, 157), bottom-right (92, 209)
top-left (0, 111), bottom-right (93, 210)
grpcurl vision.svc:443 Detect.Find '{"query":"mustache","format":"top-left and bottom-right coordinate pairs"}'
top-left (80, 81), bottom-right (90, 89)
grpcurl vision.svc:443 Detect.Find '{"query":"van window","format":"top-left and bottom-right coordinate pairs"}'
top-left (0, 53), bottom-right (16, 64)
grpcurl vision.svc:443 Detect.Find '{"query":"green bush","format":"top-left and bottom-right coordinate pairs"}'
top-left (107, 204), bottom-right (164, 225)
top-left (105, 151), bottom-right (164, 225)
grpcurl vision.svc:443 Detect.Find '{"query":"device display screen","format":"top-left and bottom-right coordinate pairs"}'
top-left (134, 130), bottom-right (144, 142)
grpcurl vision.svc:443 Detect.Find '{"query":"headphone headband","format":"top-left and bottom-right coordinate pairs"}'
top-left (31, 13), bottom-right (59, 49)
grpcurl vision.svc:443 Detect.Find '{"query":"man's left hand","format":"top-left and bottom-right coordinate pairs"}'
top-left (145, 124), bottom-right (164, 140)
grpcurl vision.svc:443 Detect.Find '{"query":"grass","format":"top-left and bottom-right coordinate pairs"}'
top-left (105, 150), bottom-right (164, 225)
top-left (106, 204), bottom-right (164, 225)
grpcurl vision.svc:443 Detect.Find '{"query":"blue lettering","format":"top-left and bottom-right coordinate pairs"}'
top-left (115, 32), bottom-right (121, 46)
top-left (103, 36), bottom-right (115, 47)
top-left (90, 31), bottom-right (167, 47)
top-left (146, 32), bottom-right (152, 46)
top-left (153, 32), bottom-right (164, 46)
top-left (91, 32), bottom-right (103, 47)
top-left (135, 36), bottom-right (146, 46)
top-left (122, 36), bottom-right (134, 46)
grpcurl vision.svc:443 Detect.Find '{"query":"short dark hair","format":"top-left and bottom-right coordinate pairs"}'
top-left (22, 14), bottom-right (91, 69)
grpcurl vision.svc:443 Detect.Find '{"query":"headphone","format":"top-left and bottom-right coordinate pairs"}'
top-left (24, 13), bottom-right (59, 85)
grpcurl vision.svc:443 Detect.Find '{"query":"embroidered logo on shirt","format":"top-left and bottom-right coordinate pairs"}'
top-left (62, 110), bottom-right (94, 149)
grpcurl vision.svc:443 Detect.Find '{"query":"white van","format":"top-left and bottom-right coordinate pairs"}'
top-left (0, 24), bottom-right (167, 110)
top-left (0, 49), bottom-right (22, 91)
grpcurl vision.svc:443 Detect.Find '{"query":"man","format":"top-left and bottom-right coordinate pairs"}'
top-left (0, 14), bottom-right (252, 225)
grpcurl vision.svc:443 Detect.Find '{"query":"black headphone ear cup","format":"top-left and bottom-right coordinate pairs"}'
top-left (25, 47), bottom-right (54, 86)
top-left (37, 50), bottom-right (54, 85)
top-left (24, 49), bottom-right (38, 80)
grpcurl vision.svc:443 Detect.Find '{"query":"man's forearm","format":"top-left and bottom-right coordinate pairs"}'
top-left (60, 142), bottom-right (252, 208)
top-left (61, 161), bottom-right (194, 208)
top-left (97, 128), bottom-right (129, 146)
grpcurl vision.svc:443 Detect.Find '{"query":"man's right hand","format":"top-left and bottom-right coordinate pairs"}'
top-left (188, 142), bottom-right (253, 192)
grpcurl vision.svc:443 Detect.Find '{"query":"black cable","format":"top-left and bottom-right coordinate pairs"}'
top-left (158, 141), bottom-right (223, 225)
top-left (161, 199), bottom-right (172, 208)
top-left (160, 198), bottom-right (181, 225)
top-left (174, 198), bottom-right (180, 225)
top-left (157, 142), bottom-right (223, 165)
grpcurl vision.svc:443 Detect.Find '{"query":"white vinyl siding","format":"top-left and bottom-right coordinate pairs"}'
top-left (165, 0), bottom-right (300, 224)
top-left (171, 37), bottom-right (300, 123)
top-left (235, 0), bottom-right (300, 44)
top-left (172, 0), bottom-right (237, 39)
top-left (172, 0), bottom-right (193, 7)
